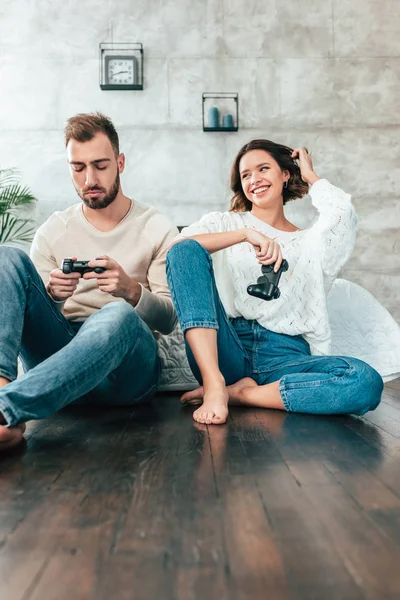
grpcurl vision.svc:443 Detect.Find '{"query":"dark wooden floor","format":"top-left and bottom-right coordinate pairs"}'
top-left (1, 381), bottom-right (400, 600)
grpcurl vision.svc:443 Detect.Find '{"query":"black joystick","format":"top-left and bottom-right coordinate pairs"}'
top-left (62, 258), bottom-right (106, 276)
top-left (247, 259), bottom-right (289, 301)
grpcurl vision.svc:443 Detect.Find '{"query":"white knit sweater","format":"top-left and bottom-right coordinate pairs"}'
top-left (180, 179), bottom-right (357, 356)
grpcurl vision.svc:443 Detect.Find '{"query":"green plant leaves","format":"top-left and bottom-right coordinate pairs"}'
top-left (0, 213), bottom-right (36, 244)
top-left (0, 168), bottom-right (37, 244)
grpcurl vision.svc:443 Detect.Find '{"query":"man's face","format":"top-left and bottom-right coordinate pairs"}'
top-left (67, 132), bottom-right (125, 209)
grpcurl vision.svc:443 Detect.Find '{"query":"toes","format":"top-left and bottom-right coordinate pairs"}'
top-left (0, 426), bottom-right (12, 443)
top-left (210, 414), bottom-right (227, 425)
top-left (193, 411), bottom-right (226, 425)
top-left (181, 397), bottom-right (202, 406)
top-left (0, 425), bottom-right (24, 451)
top-left (181, 387), bottom-right (204, 405)
top-left (193, 409), bottom-right (216, 424)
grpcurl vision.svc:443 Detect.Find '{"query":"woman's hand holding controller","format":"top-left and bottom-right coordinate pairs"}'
top-left (244, 229), bottom-right (283, 272)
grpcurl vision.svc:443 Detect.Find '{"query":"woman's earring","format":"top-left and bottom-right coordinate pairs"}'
top-left (284, 180), bottom-right (288, 189)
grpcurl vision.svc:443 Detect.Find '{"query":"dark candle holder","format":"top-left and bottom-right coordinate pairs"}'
top-left (202, 93), bottom-right (239, 132)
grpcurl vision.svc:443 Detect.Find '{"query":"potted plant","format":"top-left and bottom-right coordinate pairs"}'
top-left (0, 168), bottom-right (37, 244)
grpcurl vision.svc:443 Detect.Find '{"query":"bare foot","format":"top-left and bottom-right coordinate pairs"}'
top-left (0, 379), bottom-right (26, 452)
top-left (0, 423), bottom-right (26, 452)
top-left (180, 386), bottom-right (205, 406)
top-left (192, 384), bottom-right (229, 425)
top-left (226, 377), bottom-right (259, 404)
top-left (181, 377), bottom-right (258, 407)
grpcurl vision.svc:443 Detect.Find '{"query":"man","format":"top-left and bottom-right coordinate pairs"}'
top-left (0, 112), bottom-right (177, 451)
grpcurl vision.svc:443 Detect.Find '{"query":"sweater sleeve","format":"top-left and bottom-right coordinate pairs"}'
top-left (177, 212), bottom-right (228, 239)
top-left (134, 216), bottom-right (178, 335)
top-left (30, 229), bottom-right (65, 310)
top-left (309, 179), bottom-right (358, 277)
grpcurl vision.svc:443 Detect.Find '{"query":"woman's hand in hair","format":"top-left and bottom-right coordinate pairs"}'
top-left (291, 147), bottom-right (320, 186)
top-left (245, 229), bottom-right (283, 273)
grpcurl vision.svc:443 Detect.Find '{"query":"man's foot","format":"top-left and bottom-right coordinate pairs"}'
top-left (181, 377), bottom-right (258, 407)
top-left (192, 384), bottom-right (229, 425)
top-left (0, 383), bottom-right (27, 452)
top-left (0, 423), bottom-right (26, 452)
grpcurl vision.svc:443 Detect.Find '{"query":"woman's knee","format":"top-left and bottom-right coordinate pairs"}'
top-left (346, 357), bottom-right (383, 415)
top-left (166, 239), bottom-right (210, 270)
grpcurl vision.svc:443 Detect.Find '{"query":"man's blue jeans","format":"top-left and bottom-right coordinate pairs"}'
top-left (0, 246), bottom-right (160, 426)
top-left (166, 239), bottom-right (383, 415)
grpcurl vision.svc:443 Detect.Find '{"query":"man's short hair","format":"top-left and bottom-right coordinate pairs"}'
top-left (64, 112), bottom-right (120, 156)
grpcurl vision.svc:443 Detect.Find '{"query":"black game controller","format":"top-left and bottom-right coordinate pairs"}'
top-left (62, 258), bottom-right (106, 276)
top-left (247, 259), bottom-right (289, 301)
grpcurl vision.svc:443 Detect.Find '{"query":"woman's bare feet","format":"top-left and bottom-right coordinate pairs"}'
top-left (181, 377), bottom-right (258, 407)
top-left (192, 380), bottom-right (229, 425)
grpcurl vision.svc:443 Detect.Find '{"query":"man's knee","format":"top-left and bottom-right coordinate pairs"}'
top-left (0, 246), bottom-right (32, 270)
top-left (97, 302), bottom-right (147, 339)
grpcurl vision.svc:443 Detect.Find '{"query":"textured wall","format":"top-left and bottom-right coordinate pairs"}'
top-left (0, 0), bottom-right (399, 321)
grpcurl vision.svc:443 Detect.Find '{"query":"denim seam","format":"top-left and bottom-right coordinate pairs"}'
top-left (181, 320), bottom-right (219, 332)
top-left (166, 248), bottom-right (218, 332)
top-left (279, 378), bottom-right (292, 412)
top-left (253, 358), bottom-right (316, 375)
top-left (0, 369), bottom-right (17, 383)
top-left (132, 377), bottom-right (159, 404)
top-left (0, 400), bottom-right (17, 427)
top-left (282, 364), bottom-right (357, 390)
top-left (107, 315), bottom-right (160, 403)
top-left (166, 255), bottom-right (192, 330)
top-left (29, 278), bottom-right (75, 339)
top-left (167, 242), bottom-right (246, 359)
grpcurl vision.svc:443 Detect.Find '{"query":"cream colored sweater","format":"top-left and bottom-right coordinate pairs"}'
top-left (30, 200), bottom-right (178, 334)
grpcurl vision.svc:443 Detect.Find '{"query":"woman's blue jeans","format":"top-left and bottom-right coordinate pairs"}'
top-left (166, 239), bottom-right (383, 416)
top-left (0, 247), bottom-right (160, 426)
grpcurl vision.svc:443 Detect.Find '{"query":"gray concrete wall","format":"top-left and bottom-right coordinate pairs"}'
top-left (0, 0), bottom-right (399, 321)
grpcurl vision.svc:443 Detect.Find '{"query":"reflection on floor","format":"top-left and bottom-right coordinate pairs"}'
top-left (1, 380), bottom-right (400, 600)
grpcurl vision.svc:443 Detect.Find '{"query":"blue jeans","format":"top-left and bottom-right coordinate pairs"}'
top-left (166, 239), bottom-right (383, 415)
top-left (0, 247), bottom-right (160, 426)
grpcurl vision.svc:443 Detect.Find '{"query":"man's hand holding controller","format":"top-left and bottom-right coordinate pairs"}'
top-left (47, 256), bottom-right (82, 302)
top-left (47, 256), bottom-right (142, 306)
top-left (82, 255), bottom-right (142, 305)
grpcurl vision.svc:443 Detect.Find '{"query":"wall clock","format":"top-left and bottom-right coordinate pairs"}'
top-left (100, 43), bottom-right (143, 90)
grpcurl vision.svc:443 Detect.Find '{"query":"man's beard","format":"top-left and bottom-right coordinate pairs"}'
top-left (79, 172), bottom-right (120, 209)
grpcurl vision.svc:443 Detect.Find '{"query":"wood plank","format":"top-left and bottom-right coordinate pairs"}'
top-left (1, 391), bottom-right (400, 599)
top-left (385, 378), bottom-right (400, 392)
top-left (230, 410), bottom-right (366, 599)
top-left (28, 552), bottom-right (95, 600)
top-left (209, 410), bottom-right (294, 600)
top-left (0, 552), bottom-right (50, 600)
top-left (301, 481), bottom-right (400, 599)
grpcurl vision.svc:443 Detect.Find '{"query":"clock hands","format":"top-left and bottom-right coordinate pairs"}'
top-left (112, 70), bottom-right (130, 76)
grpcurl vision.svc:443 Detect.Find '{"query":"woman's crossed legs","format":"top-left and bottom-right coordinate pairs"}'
top-left (166, 240), bottom-right (383, 425)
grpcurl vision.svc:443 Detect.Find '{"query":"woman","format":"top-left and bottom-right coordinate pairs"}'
top-left (166, 139), bottom-right (384, 425)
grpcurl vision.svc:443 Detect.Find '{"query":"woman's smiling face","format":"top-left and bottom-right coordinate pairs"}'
top-left (239, 149), bottom-right (289, 209)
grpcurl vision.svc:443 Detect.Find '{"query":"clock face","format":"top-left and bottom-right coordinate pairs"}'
top-left (106, 57), bottom-right (137, 85)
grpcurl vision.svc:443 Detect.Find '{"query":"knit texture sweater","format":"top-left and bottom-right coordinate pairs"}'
top-left (30, 200), bottom-right (178, 334)
top-left (179, 179), bottom-right (357, 355)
